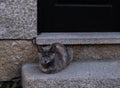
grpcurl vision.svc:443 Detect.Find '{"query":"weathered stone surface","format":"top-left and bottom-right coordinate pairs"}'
top-left (0, 0), bottom-right (37, 39)
top-left (68, 45), bottom-right (120, 61)
top-left (22, 61), bottom-right (120, 88)
top-left (36, 33), bottom-right (120, 45)
top-left (0, 40), bottom-right (38, 81)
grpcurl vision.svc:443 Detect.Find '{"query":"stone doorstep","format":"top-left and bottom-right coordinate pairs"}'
top-left (36, 32), bottom-right (120, 45)
top-left (22, 60), bottom-right (120, 88)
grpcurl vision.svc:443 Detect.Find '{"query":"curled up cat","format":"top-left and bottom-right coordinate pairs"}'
top-left (37, 43), bottom-right (73, 74)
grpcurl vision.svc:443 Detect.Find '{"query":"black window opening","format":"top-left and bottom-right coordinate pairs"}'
top-left (38, 0), bottom-right (120, 33)
top-left (57, 0), bottom-right (111, 5)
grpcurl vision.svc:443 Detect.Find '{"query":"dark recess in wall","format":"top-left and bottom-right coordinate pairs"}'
top-left (37, 0), bottom-right (120, 33)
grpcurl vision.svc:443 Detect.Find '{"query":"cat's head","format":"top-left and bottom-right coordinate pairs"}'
top-left (38, 46), bottom-right (55, 68)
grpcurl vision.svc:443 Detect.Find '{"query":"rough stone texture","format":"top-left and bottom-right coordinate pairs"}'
top-left (0, 0), bottom-right (37, 39)
top-left (0, 40), bottom-right (38, 81)
top-left (22, 61), bottom-right (120, 88)
top-left (36, 32), bottom-right (120, 45)
top-left (68, 45), bottom-right (120, 61)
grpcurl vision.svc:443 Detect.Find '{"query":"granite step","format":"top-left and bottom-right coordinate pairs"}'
top-left (36, 32), bottom-right (120, 45)
top-left (22, 60), bottom-right (120, 88)
top-left (35, 33), bottom-right (120, 61)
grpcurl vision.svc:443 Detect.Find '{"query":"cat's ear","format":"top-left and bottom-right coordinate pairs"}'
top-left (49, 44), bottom-right (56, 52)
top-left (49, 45), bottom-right (55, 53)
top-left (50, 43), bottom-right (63, 52)
top-left (37, 45), bottom-right (43, 53)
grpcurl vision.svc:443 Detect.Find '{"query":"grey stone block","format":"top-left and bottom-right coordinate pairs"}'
top-left (22, 61), bottom-right (120, 88)
top-left (0, 40), bottom-right (38, 81)
top-left (68, 45), bottom-right (120, 61)
top-left (36, 32), bottom-right (120, 45)
top-left (0, 0), bottom-right (37, 39)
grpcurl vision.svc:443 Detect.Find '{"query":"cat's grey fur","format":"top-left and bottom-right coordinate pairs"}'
top-left (38, 43), bottom-right (73, 74)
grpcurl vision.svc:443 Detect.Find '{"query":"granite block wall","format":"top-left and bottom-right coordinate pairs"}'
top-left (0, 0), bottom-right (37, 81)
top-left (0, 0), bottom-right (37, 39)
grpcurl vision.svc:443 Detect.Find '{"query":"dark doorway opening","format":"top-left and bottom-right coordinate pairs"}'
top-left (38, 0), bottom-right (119, 33)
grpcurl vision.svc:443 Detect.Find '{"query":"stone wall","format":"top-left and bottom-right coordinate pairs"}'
top-left (0, 40), bottom-right (38, 81)
top-left (0, 0), bottom-right (37, 39)
top-left (0, 0), bottom-right (37, 81)
top-left (68, 45), bottom-right (120, 61)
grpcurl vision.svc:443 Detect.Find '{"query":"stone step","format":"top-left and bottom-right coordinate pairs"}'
top-left (35, 33), bottom-right (120, 61)
top-left (36, 32), bottom-right (120, 45)
top-left (22, 60), bottom-right (120, 88)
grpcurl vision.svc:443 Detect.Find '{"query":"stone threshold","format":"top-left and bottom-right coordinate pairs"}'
top-left (36, 32), bottom-right (120, 45)
top-left (22, 60), bottom-right (120, 88)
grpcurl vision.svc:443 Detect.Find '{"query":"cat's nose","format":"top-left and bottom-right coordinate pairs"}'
top-left (44, 60), bottom-right (47, 63)
top-left (45, 60), bottom-right (49, 64)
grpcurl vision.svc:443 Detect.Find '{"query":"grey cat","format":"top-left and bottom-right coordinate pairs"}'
top-left (37, 43), bottom-right (73, 74)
